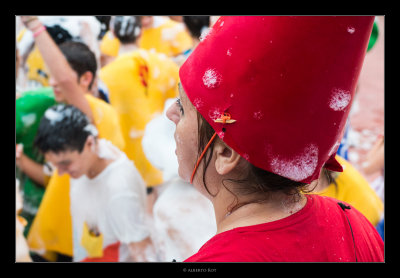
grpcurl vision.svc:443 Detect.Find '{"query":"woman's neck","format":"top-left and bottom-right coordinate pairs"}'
top-left (212, 189), bottom-right (307, 234)
top-left (308, 171), bottom-right (331, 193)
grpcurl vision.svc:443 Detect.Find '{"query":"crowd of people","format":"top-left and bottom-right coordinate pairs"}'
top-left (16, 16), bottom-right (384, 263)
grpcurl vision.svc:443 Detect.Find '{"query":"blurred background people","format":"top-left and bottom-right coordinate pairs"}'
top-left (100, 16), bottom-right (180, 199)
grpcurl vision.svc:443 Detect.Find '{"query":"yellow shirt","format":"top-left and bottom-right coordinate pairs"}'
top-left (27, 94), bottom-right (125, 257)
top-left (314, 156), bottom-right (383, 226)
top-left (139, 18), bottom-right (192, 57)
top-left (100, 49), bottom-right (179, 186)
top-left (100, 18), bottom-right (192, 58)
top-left (99, 31), bottom-right (120, 57)
top-left (17, 28), bottom-right (50, 87)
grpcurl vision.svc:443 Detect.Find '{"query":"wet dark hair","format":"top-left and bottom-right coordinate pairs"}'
top-left (183, 16), bottom-right (210, 39)
top-left (95, 16), bottom-right (112, 40)
top-left (196, 111), bottom-right (312, 212)
top-left (34, 104), bottom-right (95, 154)
top-left (58, 41), bottom-right (97, 90)
top-left (112, 16), bottom-right (142, 44)
top-left (46, 25), bottom-right (73, 45)
top-left (322, 168), bottom-right (339, 192)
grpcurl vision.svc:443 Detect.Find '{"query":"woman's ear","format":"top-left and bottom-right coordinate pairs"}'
top-left (214, 141), bottom-right (242, 175)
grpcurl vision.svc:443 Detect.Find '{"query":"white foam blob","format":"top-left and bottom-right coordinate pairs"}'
top-left (329, 88), bottom-right (351, 111)
top-left (44, 109), bottom-right (63, 125)
top-left (96, 139), bottom-right (119, 160)
top-left (270, 144), bottom-right (319, 182)
top-left (83, 124), bottom-right (98, 136)
top-left (21, 113), bottom-right (36, 127)
top-left (208, 107), bottom-right (223, 121)
top-left (192, 97), bottom-right (204, 109)
top-left (202, 68), bottom-right (222, 89)
top-left (253, 110), bottom-right (264, 120)
top-left (199, 27), bottom-right (211, 42)
top-left (347, 26), bottom-right (355, 34)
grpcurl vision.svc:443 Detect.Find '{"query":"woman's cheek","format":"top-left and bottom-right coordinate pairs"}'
top-left (175, 134), bottom-right (191, 182)
top-left (175, 130), bottom-right (199, 182)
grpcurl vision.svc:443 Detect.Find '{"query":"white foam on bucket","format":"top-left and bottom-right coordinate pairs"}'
top-left (270, 144), bottom-right (319, 182)
top-left (329, 88), bottom-right (351, 111)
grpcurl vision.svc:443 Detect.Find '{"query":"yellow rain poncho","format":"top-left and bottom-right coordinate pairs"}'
top-left (17, 28), bottom-right (50, 87)
top-left (314, 155), bottom-right (383, 227)
top-left (100, 18), bottom-right (192, 59)
top-left (100, 49), bottom-right (179, 186)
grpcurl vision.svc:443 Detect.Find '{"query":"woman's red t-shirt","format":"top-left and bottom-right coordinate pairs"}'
top-left (185, 194), bottom-right (383, 262)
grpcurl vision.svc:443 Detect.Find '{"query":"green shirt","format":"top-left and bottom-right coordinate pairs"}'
top-left (367, 20), bottom-right (379, 52)
top-left (16, 87), bottom-right (56, 236)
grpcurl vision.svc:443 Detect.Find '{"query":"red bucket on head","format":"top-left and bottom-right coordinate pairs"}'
top-left (180, 16), bottom-right (374, 183)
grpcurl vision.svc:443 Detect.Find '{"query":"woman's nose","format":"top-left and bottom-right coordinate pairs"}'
top-left (166, 103), bottom-right (179, 125)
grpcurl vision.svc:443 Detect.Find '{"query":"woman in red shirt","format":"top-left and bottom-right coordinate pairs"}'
top-left (166, 16), bottom-right (383, 262)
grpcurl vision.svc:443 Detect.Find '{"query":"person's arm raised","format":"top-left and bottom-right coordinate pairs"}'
top-left (21, 16), bottom-right (94, 122)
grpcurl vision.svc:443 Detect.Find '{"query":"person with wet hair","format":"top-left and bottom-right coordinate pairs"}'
top-left (16, 16), bottom-right (101, 89)
top-left (112, 16), bottom-right (142, 44)
top-left (173, 16), bottom-right (210, 66)
top-left (99, 16), bottom-right (142, 67)
top-left (34, 104), bottom-right (155, 262)
top-left (183, 16), bottom-right (210, 40)
top-left (99, 16), bottom-right (193, 66)
top-left (95, 16), bottom-right (111, 40)
top-left (20, 16), bottom-right (125, 261)
top-left (166, 16), bottom-right (383, 262)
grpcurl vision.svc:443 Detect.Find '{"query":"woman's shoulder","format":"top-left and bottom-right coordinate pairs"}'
top-left (184, 230), bottom-right (250, 262)
top-left (185, 194), bottom-right (382, 262)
